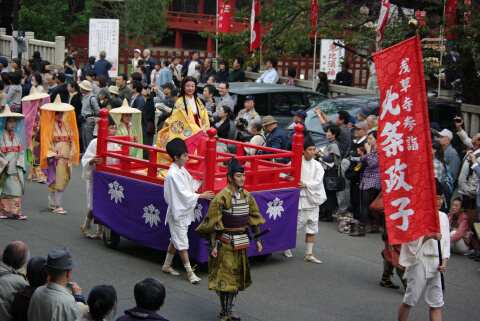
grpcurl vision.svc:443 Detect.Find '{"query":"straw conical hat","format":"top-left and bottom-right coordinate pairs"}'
top-left (109, 99), bottom-right (141, 114)
top-left (0, 105), bottom-right (25, 118)
top-left (40, 95), bottom-right (74, 112)
top-left (21, 86), bottom-right (50, 101)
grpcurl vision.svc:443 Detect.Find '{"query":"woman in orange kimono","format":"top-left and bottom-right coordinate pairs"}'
top-left (40, 96), bottom-right (80, 214)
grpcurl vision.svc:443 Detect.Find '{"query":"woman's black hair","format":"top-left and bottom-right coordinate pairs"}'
top-left (220, 60), bottom-right (229, 72)
top-left (32, 73), bottom-right (42, 86)
top-left (179, 76), bottom-right (200, 116)
top-left (368, 130), bottom-right (377, 139)
top-left (39, 61), bottom-right (50, 74)
top-left (432, 140), bottom-right (446, 165)
top-left (9, 72), bottom-right (21, 85)
top-left (220, 105), bottom-right (234, 120)
top-left (287, 67), bottom-right (297, 78)
top-left (87, 285), bottom-right (117, 321)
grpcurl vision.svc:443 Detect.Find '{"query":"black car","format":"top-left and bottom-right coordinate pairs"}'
top-left (197, 82), bottom-right (327, 140)
top-left (285, 95), bottom-right (462, 149)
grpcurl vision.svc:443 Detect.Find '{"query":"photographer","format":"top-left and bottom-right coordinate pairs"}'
top-left (154, 83), bottom-right (175, 131)
top-left (455, 116), bottom-right (480, 210)
top-left (235, 95), bottom-right (260, 142)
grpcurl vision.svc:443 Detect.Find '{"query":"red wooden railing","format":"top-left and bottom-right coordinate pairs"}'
top-left (95, 109), bottom-right (304, 193)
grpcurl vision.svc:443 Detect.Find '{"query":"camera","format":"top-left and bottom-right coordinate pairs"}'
top-left (155, 103), bottom-right (172, 114)
top-left (236, 118), bottom-right (248, 131)
top-left (454, 117), bottom-right (462, 124)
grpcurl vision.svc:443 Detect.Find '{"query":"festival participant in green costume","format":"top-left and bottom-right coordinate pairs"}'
top-left (109, 99), bottom-right (143, 159)
top-left (196, 157), bottom-right (266, 321)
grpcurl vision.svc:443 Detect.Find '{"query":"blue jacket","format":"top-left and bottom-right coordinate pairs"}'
top-left (93, 59), bottom-right (112, 82)
top-left (265, 125), bottom-right (287, 153)
top-left (156, 67), bottom-right (172, 87)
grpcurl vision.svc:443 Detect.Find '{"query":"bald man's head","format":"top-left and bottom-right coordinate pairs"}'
top-left (2, 241), bottom-right (30, 270)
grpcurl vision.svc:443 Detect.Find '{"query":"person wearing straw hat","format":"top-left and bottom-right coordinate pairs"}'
top-left (79, 80), bottom-right (100, 152)
top-left (0, 106), bottom-right (27, 219)
top-left (21, 87), bottom-right (50, 183)
top-left (80, 115), bottom-right (120, 239)
top-left (40, 96), bottom-right (80, 215)
top-left (109, 99), bottom-right (144, 159)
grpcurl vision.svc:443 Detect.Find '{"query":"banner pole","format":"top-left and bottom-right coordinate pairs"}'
top-left (437, 240), bottom-right (445, 291)
top-left (312, 32), bottom-right (317, 90)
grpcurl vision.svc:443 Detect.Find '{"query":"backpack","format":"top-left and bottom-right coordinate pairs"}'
top-left (443, 164), bottom-right (454, 194)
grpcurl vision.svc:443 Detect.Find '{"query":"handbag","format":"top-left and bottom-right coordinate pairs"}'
top-left (324, 163), bottom-right (345, 192)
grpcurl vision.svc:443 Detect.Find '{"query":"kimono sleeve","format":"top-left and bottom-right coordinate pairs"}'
top-left (82, 139), bottom-right (97, 181)
top-left (305, 162), bottom-right (327, 205)
top-left (195, 193), bottom-right (226, 240)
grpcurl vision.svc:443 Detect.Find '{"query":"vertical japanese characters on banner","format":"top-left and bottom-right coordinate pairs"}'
top-left (311, 0), bottom-right (318, 28)
top-left (218, 0), bottom-right (232, 33)
top-left (373, 37), bottom-right (440, 245)
top-left (376, 0), bottom-right (390, 52)
top-left (320, 39), bottom-right (344, 80)
top-left (89, 19), bottom-right (119, 79)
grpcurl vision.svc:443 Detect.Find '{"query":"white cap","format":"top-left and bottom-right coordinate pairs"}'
top-left (438, 129), bottom-right (453, 140)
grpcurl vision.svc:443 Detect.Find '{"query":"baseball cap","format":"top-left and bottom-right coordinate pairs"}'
top-left (353, 121), bottom-right (368, 130)
top-left (291, 109), bottom-right (307, 119)
top-left (438, 129), bottom-right (453, 140)
top-left (245, 95), bottom-right (255, 102)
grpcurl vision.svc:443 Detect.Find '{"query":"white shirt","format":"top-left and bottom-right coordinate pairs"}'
top-left (164, 163), bottom-right (202, 226)
top-left (188, 60), bottom-right (197, 77)
top-left (399, 211), bottom-right (451, 278)
top-left (186, 96), bottom-right (197, 115)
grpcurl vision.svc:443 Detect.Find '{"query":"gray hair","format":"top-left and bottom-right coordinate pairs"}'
top-left (143, 49), bottom-right (151, 55)
top-left (99, 87), bottom-right (110, 99)
top-left (205, 58), bottom-right (213, 65)
top-left (367, 115), bottom-right (378, 125)
top-left (251, 118), bottom-right (263, 131)
top-left (99, 51), bottom-right (106, 59)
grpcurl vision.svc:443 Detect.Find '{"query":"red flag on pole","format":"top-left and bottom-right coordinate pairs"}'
top-left (376, 0), bottom-right (390, 52)
top-left (250, 0), bottom-right (261, 51)
top-left (218, 0), bottom-right (232, 33)
top-left (311, 0), bottom-right (318, 28)
top-left (445, 0), bottom-right (458, 39)
top-left (373, 37), bottom-right (440, 245)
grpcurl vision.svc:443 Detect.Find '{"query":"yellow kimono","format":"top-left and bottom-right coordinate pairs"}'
top-left (156, 95), bottom-right (210, 166)
top-left (46, 121), bottom-right (77, 192)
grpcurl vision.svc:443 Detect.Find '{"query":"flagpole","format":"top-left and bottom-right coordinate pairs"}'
top-left (312, 32), bottom-right (317, 90)
top-left (437, 2), bottom-right (446, 98)
top-left (216, 0), bottom-right (219, 65)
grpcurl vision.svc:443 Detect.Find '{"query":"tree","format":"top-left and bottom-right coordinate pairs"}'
top-left (18, 0), bottom-right (94, 41)
top-left (206, 0), bottom-right (480, 104)
top-left (92, 0), bottom-right (171, 49)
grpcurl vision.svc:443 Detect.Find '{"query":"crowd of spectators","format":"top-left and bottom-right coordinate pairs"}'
top-left (0, 241), bottom-right (169, 321)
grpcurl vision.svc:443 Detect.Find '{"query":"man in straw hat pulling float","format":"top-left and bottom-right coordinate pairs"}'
top-left (0, 105), bottom-right (27, 219)
top-left (109, 99), bottom-right (143, 159)
top-left (40, 96), bottom-right (80, 214)
top-left (21, 86), bottom-right (50, 183)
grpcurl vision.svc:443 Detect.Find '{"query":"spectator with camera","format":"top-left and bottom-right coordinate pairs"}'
top-left (235, 95), bottom-right (260, 142)
top-left (454, 117), bottom-right (480, 210)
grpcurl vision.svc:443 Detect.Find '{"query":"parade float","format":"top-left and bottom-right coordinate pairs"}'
top-left (92, 109), bottom-right (304, 263)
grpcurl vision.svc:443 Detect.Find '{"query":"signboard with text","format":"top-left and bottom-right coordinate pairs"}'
top-left (320, 39), bottom-right (344, 80)
top-left (89, 19), bottom-right (119, 79)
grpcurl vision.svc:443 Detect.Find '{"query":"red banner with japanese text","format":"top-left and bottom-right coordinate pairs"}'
top-left (218, 0), bottom-right (232, 33)
top-left (373, 37), bottom-right (440, 245)
top-left (376, 0), bottom-right (390, 52)
top-left (311, 0), bottom-right (318, 28)
top-left (250, 0), bottom-right (261, 51)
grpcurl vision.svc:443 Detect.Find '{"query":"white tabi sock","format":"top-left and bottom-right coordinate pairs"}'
top-left (163, 253), bottom-right (174, 268)
top-left (305, 243), bottom-right (313, 255)
top-left (84, 217), bottom-right (92, 228)
top-left (184, 262), bottom-right (193, 274)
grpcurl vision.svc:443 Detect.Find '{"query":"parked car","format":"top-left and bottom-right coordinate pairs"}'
top-left (285, 95), bottom-right (463, 150)
top-left (197, 82), bottom-right (327, 140)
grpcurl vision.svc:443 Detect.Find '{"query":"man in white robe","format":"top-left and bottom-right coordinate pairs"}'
top-left (282, 135), bottom-right (327, 263)
top-left (80, 116), bottom-right (121, 239)
top-left (397, 180), bottom-right (450, 321)
top-left (161, 138), bottom-right (214, 284)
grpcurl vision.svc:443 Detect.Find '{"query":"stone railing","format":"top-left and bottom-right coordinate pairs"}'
top-left (0, 28), bottom-right (65, 67)
top-left (460, 104), bottom-right (480, 137)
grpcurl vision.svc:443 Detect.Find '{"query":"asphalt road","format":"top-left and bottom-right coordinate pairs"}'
top-left (1, 165), bottom-right (479, 320)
